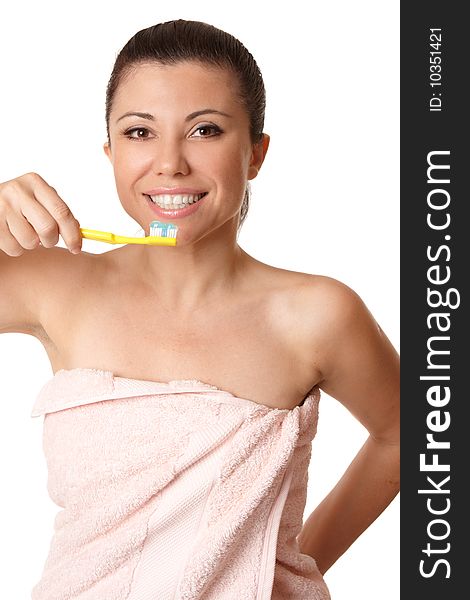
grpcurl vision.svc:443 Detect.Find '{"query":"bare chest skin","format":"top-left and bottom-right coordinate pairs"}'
top-left (37, 249), bottom-right (323, 409)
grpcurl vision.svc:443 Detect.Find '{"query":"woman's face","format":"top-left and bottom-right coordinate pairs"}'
top-left (104, 61), bottom-right (269, 244)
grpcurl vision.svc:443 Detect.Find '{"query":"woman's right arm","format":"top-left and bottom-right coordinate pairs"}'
top-left (0, 172), bottom-right (82, 335)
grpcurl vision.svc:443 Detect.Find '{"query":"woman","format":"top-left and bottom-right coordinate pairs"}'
top-left (0, 19), bottom-right (399, 599)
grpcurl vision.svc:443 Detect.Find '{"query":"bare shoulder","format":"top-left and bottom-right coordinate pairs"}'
top-left (256, 262), bottom-right (369, 337)
top-left (297, 273), bottom-right (377, 338)
top-left (284, 271), bottom-right (365, 313)
top-left (261, 265), bottom-right (399, 439)
top-left (0, 245), bottom-right (101, 336)
top-left (272, 269), bottom-right (386, 357)
top-left (252, 259), bottom-right (391, 372)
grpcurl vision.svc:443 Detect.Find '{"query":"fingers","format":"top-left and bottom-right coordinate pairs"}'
top-left (0, 172), bottom-right (82, 256)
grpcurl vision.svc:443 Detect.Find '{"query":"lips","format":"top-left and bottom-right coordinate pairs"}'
top-left (145, 192), bottom-right (208, 219)
top-left (147, 192), bottom-right (207, 209)
top-left (144, 187), bottom-right (207, 195)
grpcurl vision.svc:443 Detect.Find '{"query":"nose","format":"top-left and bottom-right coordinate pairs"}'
top-left (151, 137), bottom-right (189, 176)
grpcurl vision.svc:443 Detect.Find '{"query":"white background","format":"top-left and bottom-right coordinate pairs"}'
top-left (0, 1), bottom-right (399, 598)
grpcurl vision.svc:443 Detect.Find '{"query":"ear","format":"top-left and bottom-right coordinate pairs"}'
top-left (103, 141), bottom-right (112, 163)
top-left (247, 133), bottom-right (270, 180)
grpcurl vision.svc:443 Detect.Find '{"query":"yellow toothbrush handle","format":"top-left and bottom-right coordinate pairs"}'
top-left (80, 228), bottom-right (176, 246)
top-left (80, 228), bottom-right (119, 243)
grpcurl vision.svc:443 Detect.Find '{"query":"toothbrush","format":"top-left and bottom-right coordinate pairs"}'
top-left (80, 221), bottom-right (178, 246)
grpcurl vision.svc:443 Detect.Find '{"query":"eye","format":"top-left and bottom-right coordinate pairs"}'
top-left (190, 124), bottom-right (222, 138)
top-left (123, 127), bottom-right (153, 140)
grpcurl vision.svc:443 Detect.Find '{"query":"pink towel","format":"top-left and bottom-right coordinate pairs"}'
top-left (30, 368), bottom-right (330, 599)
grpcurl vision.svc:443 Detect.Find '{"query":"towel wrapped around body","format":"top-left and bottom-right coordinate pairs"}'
top-left (30, 368), bottom-right (330, 600)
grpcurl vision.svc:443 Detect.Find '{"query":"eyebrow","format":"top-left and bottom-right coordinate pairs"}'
top-left (115, 108), bottom-right (233, 124)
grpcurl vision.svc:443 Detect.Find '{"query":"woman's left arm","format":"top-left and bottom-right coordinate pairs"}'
top-left (297, 279), bottom-right (400, 575)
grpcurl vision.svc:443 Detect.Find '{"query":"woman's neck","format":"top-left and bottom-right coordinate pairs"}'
top-left (130, 226), bottom-right (249, 315)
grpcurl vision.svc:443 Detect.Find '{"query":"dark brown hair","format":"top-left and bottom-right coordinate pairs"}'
top-left (105, 19), bottom-right (267, 227)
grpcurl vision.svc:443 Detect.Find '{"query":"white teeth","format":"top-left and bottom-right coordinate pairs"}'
top-left (148, 193), bottom-right (206, 209)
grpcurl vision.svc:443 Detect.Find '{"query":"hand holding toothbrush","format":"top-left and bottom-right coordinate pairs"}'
top-left (0, 172), bottom-right (82, 256)
top-left (0, 172), bottom-right (177, 258)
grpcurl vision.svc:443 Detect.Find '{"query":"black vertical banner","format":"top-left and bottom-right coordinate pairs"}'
top-left (401, 2), bottom-right (467, 597)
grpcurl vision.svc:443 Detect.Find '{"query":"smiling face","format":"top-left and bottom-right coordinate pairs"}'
top-left (104, 61), bottom-right (269, 244)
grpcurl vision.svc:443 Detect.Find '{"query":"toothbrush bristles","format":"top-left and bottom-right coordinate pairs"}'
top-left (149, 220), bottom-right (178, 238)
